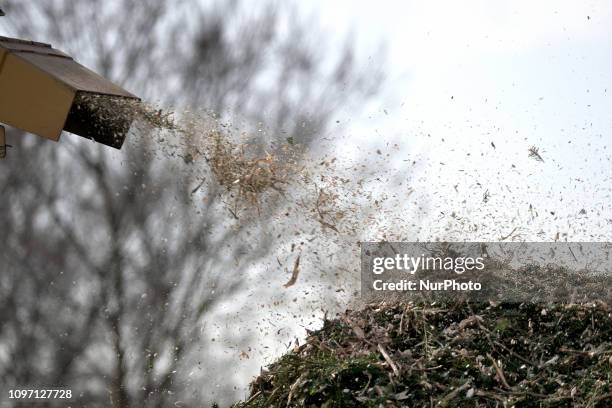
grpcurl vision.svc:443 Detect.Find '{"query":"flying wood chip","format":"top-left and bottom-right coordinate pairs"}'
top-left (283, 255), bottom-right (301, 288)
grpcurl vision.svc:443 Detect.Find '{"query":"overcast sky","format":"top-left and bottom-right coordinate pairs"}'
top-left (295, 0), bottom-right (612, 241)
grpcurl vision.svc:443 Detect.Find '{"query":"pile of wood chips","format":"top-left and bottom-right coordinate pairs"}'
top-left (233, 301), bottom-right (611, 407)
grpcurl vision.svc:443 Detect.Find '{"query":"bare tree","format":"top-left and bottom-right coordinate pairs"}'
top-left (0, 1), bottom-right (384, 406)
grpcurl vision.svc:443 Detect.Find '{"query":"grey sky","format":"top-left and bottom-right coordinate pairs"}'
top-left (296, 0), bottom-right (612, 241)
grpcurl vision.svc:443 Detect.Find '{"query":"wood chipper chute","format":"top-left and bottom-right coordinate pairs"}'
top-left (0, 29), bottom-right (140, 157)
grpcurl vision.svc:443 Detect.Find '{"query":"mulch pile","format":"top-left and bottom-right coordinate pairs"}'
top-left (233, 301), bottom-right (611, 407)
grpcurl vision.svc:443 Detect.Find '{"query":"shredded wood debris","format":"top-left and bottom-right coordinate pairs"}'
top-left (528, 145), bottom-right (544, 162)
top-left (283, 255), bottom-right (301, 288)
top-left (233, 301), bottom-right (611, 407)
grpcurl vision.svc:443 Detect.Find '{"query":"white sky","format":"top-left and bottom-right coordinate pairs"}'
top-left (294, 0), bottom-right (612, 241)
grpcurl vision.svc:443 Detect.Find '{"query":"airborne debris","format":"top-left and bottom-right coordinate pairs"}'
top-left (528, 145), bottom-right (544, 162)
top-left (75, 93), bottom-right (305, 214)
top-left (314, 187), bottom-right (341, 233)
top-left (206, 131), bottom-right (297, 213)
top-left (283, 255), bottom-right (301, 288)
top-left (74, 93), bottom-right (178, 131)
